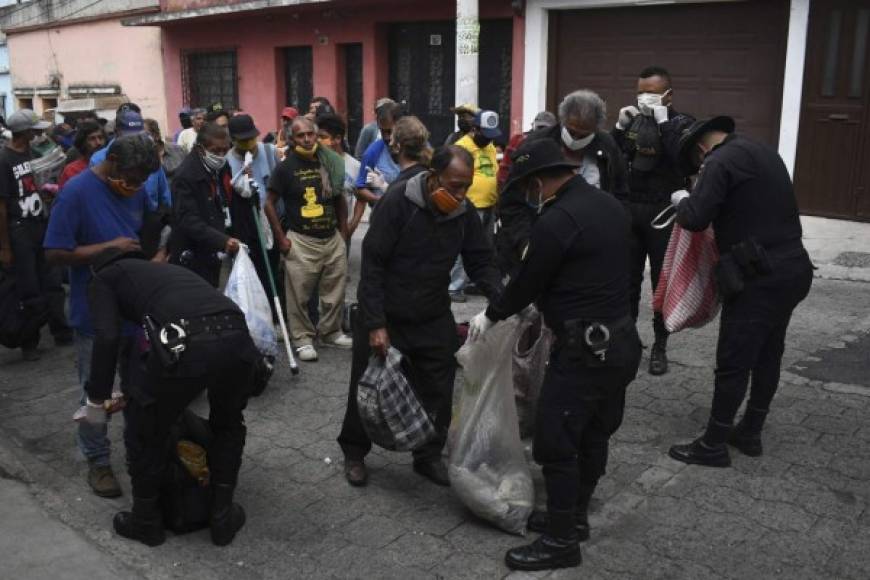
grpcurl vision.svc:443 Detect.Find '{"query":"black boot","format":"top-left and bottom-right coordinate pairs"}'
top-left (728, 406), bottom-right (768, 457)
top-left (527, 482), bottom-right (594, 541)
top-left (506, 510), bottom-right (582, 571)
top-left (210, 483), bottom-right (246, 546)
top-left (668, 420), bottom-right (732, 467)
top-left (113, 496), bottom-right (165, 547)
top-left (648, 338), bottom-right (669, 376)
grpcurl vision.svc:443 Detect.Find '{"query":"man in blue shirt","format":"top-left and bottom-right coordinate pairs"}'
top-left (90, 109), bottom-right (172, 213)
top-left (352, 102), bottom-right (403, 231)
top-left (44, 134), bottom-right (160, 499)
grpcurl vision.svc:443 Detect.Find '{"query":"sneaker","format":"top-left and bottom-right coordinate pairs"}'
top-left (322, 334), bottom-right (353, 349)
top-left (296, 344), bottom-right (318, 362)
top-left (88, 464), bottom-right (122, 498)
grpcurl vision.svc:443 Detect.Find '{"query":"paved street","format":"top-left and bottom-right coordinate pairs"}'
top-left (1, 222), bottom-right (869, 579)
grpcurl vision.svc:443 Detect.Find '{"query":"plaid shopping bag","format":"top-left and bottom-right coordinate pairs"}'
top-left (356, 347), bottom-right (435, 452)
top-left (652, 223), bottom-right (721, 333)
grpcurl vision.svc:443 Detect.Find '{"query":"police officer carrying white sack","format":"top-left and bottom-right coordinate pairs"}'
top-left (469, 139), bottom-right (641, 572)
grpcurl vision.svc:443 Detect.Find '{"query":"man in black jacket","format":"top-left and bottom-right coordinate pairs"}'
top-left (667, 117), bottom-right (813, 467)
top-left (337, 145), bottom-right (503, 487)
top-left (612, 66), bottom-right (695, 376)
top-left (470, 139), bottom-right (641, 571)
top-left (170, 123), bottom-right (262, 287)
top-left (82, 249), bottom-right (261, 547)
top-left (497, 90), bottom-right (628, 278)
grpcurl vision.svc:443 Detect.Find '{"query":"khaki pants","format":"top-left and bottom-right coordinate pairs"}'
top-left (283, 230), bottom-right (348, 346)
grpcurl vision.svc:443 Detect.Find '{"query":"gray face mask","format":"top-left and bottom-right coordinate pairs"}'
top-left (201, 149), bottom-right (226, 172)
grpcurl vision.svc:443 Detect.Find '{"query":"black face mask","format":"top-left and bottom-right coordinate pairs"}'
top-left (458, 119), bottom-right (473, 134)
top-left (473, 134), bottom-right (492, 148)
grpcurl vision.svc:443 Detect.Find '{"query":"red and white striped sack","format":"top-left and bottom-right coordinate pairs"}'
top-left (652, 220), bottom-right (721, 333)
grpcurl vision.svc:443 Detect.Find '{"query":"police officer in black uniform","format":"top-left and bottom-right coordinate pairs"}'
top-left (469, 139), bottom-right (641, 571)
top-left (82, 249), bottom-right (265, 547)
top-left (612, 66), bottom-right (695, 375)
top-left (667, 117), bottom-right (813, 467)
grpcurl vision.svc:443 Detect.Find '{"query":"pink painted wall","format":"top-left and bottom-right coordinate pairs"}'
top-left (7, 19), bottom-right (168, 130)
top-left (160, 0), bottom-right (517, 135)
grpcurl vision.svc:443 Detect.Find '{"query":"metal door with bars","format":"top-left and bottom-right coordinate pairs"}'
top-left (183, 50), bottom-right (239, 110)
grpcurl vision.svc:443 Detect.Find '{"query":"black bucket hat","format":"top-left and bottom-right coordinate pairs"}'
top-left (677, 116), bottom-right (735, 176)
top-left (228, 114), bottom-right (260, 141)
top-left (627, 115), bottom-right (662, 173)
top-left (503, 138), bottom-right (580, 192)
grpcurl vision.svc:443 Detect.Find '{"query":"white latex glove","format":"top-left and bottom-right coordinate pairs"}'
top-left (671, 189), bottom-right (690, 206)
top-left (468, 310), bottom-right (495, 343)
top-left (652, 105), bottom-right (669, 124)
top-left (616, 106), bottom-right (640, 130)
top-left (365, 168), bottom-right (387, 191)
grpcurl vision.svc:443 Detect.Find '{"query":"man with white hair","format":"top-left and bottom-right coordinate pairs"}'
top-left (496, 91), bottom-right (628, 277)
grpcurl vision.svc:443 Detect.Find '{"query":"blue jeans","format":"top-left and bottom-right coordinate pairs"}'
top-left (449, 257), bottom-right (469, 294)
top-left (75, 332), bottom-right (133, 467)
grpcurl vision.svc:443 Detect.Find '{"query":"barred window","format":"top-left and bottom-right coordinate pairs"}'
top-left (182, 50), bottom-right (239, 110)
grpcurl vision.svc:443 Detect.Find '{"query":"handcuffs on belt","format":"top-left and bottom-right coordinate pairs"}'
top-left (564, 319), bottom-right (612, 363)
top-left (584, 322), bottom-right (611, 362)
top-left (144, 315), bottom-right (188, 368)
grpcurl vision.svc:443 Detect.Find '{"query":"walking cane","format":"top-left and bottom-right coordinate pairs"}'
top-left (250, 195), bottom-right (299, 375)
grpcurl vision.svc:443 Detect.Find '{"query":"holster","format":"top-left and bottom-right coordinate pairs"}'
top-left (716, 238), bottom-right (773, 300)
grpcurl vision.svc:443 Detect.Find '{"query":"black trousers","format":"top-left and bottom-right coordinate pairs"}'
top-left (338, 310), bottom-right (459, 463)
top-left (532, 327), bottom-right (642, 513)
top-left (710, 252), bottom-right (813, 426)
top-left (122, 331), bottom-right (254, 498)
top-left (8, 219), bottom-right (70, 348)
top-left (627, 200), bottom-right (671, 339)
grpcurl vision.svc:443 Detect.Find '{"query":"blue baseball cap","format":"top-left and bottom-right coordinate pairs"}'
top-left (115, 111), bottom-right (145, 136)
top-left (474, 110), bottom-right (501, 139)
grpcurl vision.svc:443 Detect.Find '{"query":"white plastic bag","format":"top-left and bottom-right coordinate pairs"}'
top-left (224, 249), bottom-right (278, 356)
top-left (449, 317), bottom-right (534, 535)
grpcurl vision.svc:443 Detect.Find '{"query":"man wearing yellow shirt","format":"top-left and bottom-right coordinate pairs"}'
top-left (449, 110), bottom-right (501, 302)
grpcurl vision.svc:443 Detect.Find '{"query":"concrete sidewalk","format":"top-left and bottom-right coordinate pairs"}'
top-left (0, 478), bottom-right (144, 580)
top-left (802, 215), bottom-right (870, 282)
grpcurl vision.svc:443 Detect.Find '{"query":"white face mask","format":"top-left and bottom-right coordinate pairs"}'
top-left (637, 92), bottom-right (666, 116)
top-left (561, 126), bottom-right (595, 151)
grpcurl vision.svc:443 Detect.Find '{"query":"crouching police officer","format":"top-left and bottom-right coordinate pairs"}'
top-left (667, 117), bottom-right (813, 467)
top-left (469, 139), bottom-right (642, 571)
top-left (81, 248), bottom-right (268, 547)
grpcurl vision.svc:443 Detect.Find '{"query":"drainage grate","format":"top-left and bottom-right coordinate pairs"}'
top-left (832, 252), bottom-right (870, 268)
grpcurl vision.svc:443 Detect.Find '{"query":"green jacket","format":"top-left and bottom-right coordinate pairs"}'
top-left (316, 146), bottom-right (345, 200)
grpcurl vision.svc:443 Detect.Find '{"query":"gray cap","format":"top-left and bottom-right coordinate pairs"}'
top-left (7, 109), bottom-right (50, 133)
top-left (532, 111), bottom-right (557, 131)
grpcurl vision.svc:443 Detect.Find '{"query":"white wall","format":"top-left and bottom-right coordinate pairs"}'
top-left (523, 0), bottom-right (810, 173)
